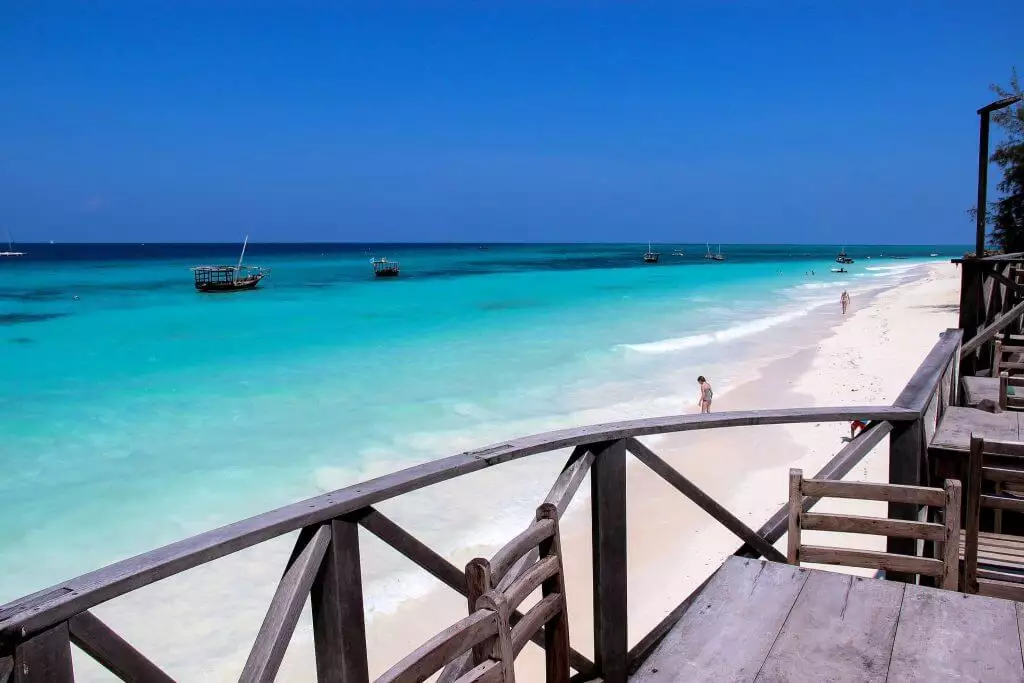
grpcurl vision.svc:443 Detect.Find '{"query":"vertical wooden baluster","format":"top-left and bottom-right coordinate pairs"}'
top-left (591, 439), bottom-right (627, 683)
top-left (887, 419), bottom-right (925, 583)
top-left (13, 622), bottom-right (74, 683)
top-left (312, 518), bottom-right (368, 683)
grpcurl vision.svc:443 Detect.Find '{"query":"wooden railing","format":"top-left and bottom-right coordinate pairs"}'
top-left (0, 330), bottom-right (964, 683)
top-left (957, 253), bottom-right (1024, 376)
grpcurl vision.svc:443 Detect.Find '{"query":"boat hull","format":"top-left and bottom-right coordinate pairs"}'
top-left (195, 274), bottom-right (264, 292)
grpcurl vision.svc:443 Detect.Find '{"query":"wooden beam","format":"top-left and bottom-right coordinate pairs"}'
top-left (986, 266), bottom-right (1024, 297)
top-left (545, 445), bottom-right (595, 516)
top-left (961, 299), bottom-right (1024, 358)
top-left (800, 479), bottom-right (945, 507)
top-left (12, 623), bottom-right (73, 683)
top-left (0, 406), bottom-right (918, 645)
top-left (625, 437), bottom-right (786, 563)
top-left (894, 329), bottom-right (963, 412)
top-left (591, 439), bottom-right (627, 683)
top-left (68, 611), bottom-right (175, 683)
top-left (311, 519), bottom-right (368, 683)
top-left (801, 512), bottom-right (945, 542)
top-left (887, 419), bottom-right (925, 583)
top-left (0, 656), bottom-right (12, 683)
top-left (241, 524), bottom-right (331, 683)
top-left (735, 420), bottom-right (893, 557)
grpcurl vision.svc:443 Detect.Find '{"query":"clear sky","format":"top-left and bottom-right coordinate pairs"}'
top-left (1, 2), bottom-right (1021, 244)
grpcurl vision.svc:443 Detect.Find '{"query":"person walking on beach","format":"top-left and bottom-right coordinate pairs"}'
top-left (840, 290), bottom-right (850, 315)
top-left (697, 376), bottom-right (713, 413)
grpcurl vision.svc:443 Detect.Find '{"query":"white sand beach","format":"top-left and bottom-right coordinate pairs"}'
top-left (73, 262), bottom-right (962, 681)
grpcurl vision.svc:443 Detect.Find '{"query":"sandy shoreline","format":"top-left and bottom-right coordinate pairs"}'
top-left (73, 261), bottom-right (961, 681)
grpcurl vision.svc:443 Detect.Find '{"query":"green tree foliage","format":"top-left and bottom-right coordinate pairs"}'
top-left (989, 69), bottom-right (1024, 252)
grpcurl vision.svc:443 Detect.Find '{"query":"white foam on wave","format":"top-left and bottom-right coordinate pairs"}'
top-left (619, 302), bottom-right (828, 355)
top-left (794, 281), bottom-right (849, 290)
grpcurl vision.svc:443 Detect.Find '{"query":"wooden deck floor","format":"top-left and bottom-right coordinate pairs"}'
top-left (632, 556), bottom-right (1024, 682)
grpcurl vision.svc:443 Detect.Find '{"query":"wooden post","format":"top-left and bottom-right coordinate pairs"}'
top-left (887, 420), bottom-right (925, 583)
top-left (959, 261), bottom-right (983, 377)
top-left (311, 519), bottom-right (368, 683)
top-left (591, 439), bottom-right (627, 683)
top-left (12, 623), bottom-right (73, 683)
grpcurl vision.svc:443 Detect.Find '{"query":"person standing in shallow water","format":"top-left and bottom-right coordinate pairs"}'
top-left (840, 290), bottom-right (850, 314)
top-left (697, 376), bottom-right (713, 413)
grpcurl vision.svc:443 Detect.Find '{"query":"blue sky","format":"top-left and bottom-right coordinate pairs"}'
top-left (1, 2), bottom-right (1021, 244)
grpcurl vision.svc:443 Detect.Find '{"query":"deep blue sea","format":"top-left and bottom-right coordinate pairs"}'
top-left (0, 242), bottom-right (960, 608)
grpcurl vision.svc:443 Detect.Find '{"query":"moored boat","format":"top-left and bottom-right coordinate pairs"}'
top-left (836, 247), bottom-right (854, 264)
top-left (372, 257), bottom-right (400, 277)
top-left (192, 236), bottom-right (267, 292)
top-left (643, 242), bottom-right (659, 263)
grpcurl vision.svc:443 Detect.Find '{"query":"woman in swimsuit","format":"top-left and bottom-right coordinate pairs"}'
top-left (697, 376), bottom-right (713, 414)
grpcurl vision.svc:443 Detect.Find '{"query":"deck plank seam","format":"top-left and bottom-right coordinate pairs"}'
top-left (881, 583), bottom-right (908, 683)
top-left (752, 566), bottom-right (810, 681)
top-left (1016, 602), bottom-right (1024, 674)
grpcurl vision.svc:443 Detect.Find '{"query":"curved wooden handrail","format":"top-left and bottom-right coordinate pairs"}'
top-left (0, 405), bottom-right (917, 644)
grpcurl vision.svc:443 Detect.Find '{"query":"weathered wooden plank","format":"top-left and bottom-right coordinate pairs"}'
top-left (889, 584), bottom-right (1024, 681)
top-left (737, 420), bottom-right (894, 558)
top-left (627, 438), bottom-right (786, 563)
top-left (895, 328), bottom-right (963, 412)
top-left (241, 524), bottom-right (331, 683)
top-left (376, 610), bottom-right (499, 683)
top-left (510, 593), bottom-right (561, 656)
top-left (800, 545), bottom-right (944, 577)
top-left (755, 570), bottom-right (904, 682)
top-left (941, 479), bottom-right (962, 590)
top-left (976, 578), bottom-right (1024, 601)
top-left (982, 495), bottom-right (1024, 512)
top-left (631, 557), bottom-right (806, 682)
top-left (489, 520), bottom-right (554, 584)
top-left (12, 623), bottom-right (73, 683)
top-left (68, 611), bottom-right (175, 683)
top-left (984, 466), bottom-right (1024, 485)
top-left (801, 478), bottom-right (945, 506)
top-left (786, 469), bottom-right (801, 564)
top-left (887, 419), bottom-right (924, 583)
top-left (0, 406), bottom-right (916, 644)
top-left (311, 519), bottom-right (368, 683)
top-left (962, 299), bottom-right (1024, 357)
top-left (545, 445), bottom-right (595, 515)
top-left (961, 375), bottom-right (1000, 408)
top-left (801, 512), bottom-right (945, 541)
top-left (933, 409), bottom-right (1022, 452)
top-left (504, 556), bottom-right (559, 613)
top-left (0, 657), bottom-right (11, 683)
top-left (591, 439), bottom-right (627, 683)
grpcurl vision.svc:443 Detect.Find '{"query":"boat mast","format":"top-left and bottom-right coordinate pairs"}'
top-left (237, 235), bottom-right (249, 270)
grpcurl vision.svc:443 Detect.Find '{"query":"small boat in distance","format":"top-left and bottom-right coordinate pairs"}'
top-left (704, 243), bottom-right (725, 261)
top-left (831, 267), bottom-right (848, 273)
top-left (643, 242), bottom-right (660, 263)
top-left (672, 248), bottom-right (686, 256)
top-left (371, 257), bottom-right (400, 277)
top-left (836, 247), bottom-right (854, 265)
top-left (1, 229), bottom-right (25, 257)
top-left (192, 236), bottom-right (267, 292)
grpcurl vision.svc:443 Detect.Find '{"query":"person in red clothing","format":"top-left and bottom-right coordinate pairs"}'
top-left (850, 419), bottom-right (868, 439)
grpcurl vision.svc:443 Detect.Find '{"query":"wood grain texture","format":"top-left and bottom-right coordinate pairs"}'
top-left (591, 439), bottom-right (627, 683)
top-left (787, 469), bottom-right (801, 564)
top-left (0, 406), bottom-right (915, 644)
top-left (961, 299), bottom-right (1024, 357)
top-left (631, 557), bottom-right (806, 683)
top-left (941, 479), bottom-right (962, 591)
top-left (887, 419), bottom-right (925, 583)
top-left (68, 611), bottom-right (175, 683)
top-left (241, 524), bottom-right (331, 683)
top-left (888, 584), bottom-right (1024, 682)
top-left (801, 512), bottom-right (945, 541)
top-left (755, 570), bottom-right (904, 683)
top-left (931, 407), bottom-right (1021, 453)
top-left (312, 519), bottom-right (368, 683)
top-left (895, 328), bottom-right (963, 412)
top-left (800, 545), bottom-right (944, 577)
top-left (376, 610), bottom-right (500, 683)
top-left (800, 479), bottom-right (945, 506)
top-left (12, 623), bottom-right (73, 683)
top-left (0, 657), bottom-right (11, 683)
top-left (489, 520), bottom-right (554, 585)
top-left (626, 438), bottom-right (786, 563)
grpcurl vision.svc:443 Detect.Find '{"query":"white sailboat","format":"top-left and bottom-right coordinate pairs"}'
top-left (1, 229), bottom-right (25, 257)
top-left (704, 242), bottom-right (724, 261)
top-left (643, 241), bottom-right (659, 263)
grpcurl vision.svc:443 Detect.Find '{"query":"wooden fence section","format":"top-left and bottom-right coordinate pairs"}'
top-left (957, 253), bottom-right (1024, 377)
top-left (0, 331), bottom-right (963, 683)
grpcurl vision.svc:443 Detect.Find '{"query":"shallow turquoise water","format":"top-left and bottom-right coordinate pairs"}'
top-left (0, 243), bottom-right (956, 602)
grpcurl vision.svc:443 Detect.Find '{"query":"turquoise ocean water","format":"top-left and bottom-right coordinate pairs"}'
top-left (0, 243), bottom-right (958, 608)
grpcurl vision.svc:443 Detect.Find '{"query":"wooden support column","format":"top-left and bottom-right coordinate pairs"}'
top-left (311, 519), bottom-right (368, 683)
top-left (591, 439), bottom-right (627, 683)
top-left (887, 420), bottom-right (925, 583)
top-left (12, 623), bottom-right (73, 683)
top-left (959, 261), bottom-right (983, 377)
